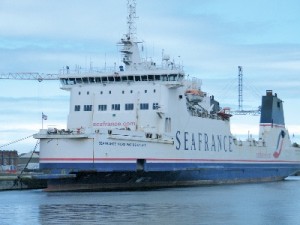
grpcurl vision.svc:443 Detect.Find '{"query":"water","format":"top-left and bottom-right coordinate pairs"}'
top-left (1, 177), bottom-right (300, 225)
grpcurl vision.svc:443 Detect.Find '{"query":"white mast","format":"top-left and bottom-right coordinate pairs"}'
top-left (127, 0), bottom-right (138, 41)
top-left (120, 0), bottom-right (141, 70)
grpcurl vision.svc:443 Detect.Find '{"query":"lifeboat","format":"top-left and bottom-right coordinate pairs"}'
top-left (185, 89), bottom-right (204, 96)
top-left (185, 89), bottom-right (205, 102)
top-left (217, 107), bottom-right (232, 120)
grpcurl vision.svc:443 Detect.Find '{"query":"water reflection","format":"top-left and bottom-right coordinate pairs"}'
top-left (39, 203), bottom-right (194, 225)
top-left (1, 178), bottom-right (300, 225)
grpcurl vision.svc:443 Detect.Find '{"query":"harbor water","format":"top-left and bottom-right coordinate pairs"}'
top-left (1, 177), bottom-right (300, 225)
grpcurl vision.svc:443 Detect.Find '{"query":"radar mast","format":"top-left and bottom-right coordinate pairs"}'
top-left (127, 0), bottom-right (138, 41)
top-left (119, 0), bottom-right (141, 70)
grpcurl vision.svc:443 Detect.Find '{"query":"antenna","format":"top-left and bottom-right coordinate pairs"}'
top-left (238, 66), bottom-right (243, 111)
top-left (231, 66), bottom-right (260, 115)
top-left (120, 0), bottom-right (141, 68)
top-left (127, 0), bottom-right (138, 40)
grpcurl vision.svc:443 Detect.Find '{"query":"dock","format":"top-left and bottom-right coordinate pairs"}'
top-left (0, 173), bottom-right (47, 191)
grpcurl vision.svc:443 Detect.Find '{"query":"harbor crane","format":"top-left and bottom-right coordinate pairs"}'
top-left (231, 66), bottom-right (261, 115)
top-left (0, 72), bottom-right (59, 81)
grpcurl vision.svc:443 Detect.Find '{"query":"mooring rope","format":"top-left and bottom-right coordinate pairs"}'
top-left (11, 139), bottom-right (40, 189)
top-left (0, 134), bottom-right (34, 149)
top-left (0, 134), bottom-right (39, 189)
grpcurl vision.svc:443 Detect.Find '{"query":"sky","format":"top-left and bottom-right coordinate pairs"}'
top-left (0, 0), bottom-right (300, 153)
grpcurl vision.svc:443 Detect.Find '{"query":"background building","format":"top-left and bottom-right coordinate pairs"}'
top-left (0, 150), bottom-right (18, 173)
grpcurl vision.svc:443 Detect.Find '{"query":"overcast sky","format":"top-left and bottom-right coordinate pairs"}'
top-left (0, 0), bottom-right (300, 153)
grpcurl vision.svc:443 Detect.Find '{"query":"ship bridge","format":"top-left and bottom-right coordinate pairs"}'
top-left (59, 66), bottom-right (185, 90)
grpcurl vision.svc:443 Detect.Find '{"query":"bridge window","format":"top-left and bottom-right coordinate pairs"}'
top-left (148, 75), bottom-right (154, 81)
top-left (162, 75), bottom-right (168, 81)
top-left (169, 75), bottom-right (176, 81)
top-left (76, 78), bottom-right (82, 84)
top-left (68, 78), bottom-right (75, 84)
top-left (155, 75), bottom-right (160, 81)
top-left (89, 77), bottom-right (95, 83)
top-left (82, 77), bottom-right (88, 83)
top-left (102, 77), bottom-right (108, 83)
top-left (128, 76), bottom-right (134, 81)
top-left (61, 79), bottom-right (67, 85)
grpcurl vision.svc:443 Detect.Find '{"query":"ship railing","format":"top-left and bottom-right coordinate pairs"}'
top-left (60, 66), bottom-right (117, 75)
top-left (59, 63), bottom-right (184, 76)
top-left (39, 127), bottom-right (87, 136)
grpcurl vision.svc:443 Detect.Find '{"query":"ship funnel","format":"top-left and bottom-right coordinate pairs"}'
top-left (259, 90), bottom-right (285, 132)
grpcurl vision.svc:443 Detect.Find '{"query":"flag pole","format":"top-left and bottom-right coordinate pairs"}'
top-left (42, 112), bottom-right (48, 129)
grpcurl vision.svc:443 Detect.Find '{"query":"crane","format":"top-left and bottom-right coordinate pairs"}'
top-left (231, 66), bottom-right (261, 116)
top-left (0, 72), bottom-right (59, 82)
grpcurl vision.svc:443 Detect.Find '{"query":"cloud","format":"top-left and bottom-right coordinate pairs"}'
top-left (0, 0), bottom-right (125, 40)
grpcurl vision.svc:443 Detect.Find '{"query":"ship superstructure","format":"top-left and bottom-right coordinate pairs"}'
top-left (34, 0), bottom-right (300, 191)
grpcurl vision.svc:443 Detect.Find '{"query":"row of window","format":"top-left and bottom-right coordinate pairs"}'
top-left (61, 74), bottom-right (183, 85)
top-left (78, 89), bottom-right (156, 96)
top-left (75, 103), bottom-right (160, 112)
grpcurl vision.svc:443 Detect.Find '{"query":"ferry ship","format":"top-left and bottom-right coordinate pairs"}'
top-left (34, 0), bottom-right (300, 191)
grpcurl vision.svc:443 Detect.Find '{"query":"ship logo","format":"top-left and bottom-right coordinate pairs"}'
top-left (273, 130), bottom-right (286, 158)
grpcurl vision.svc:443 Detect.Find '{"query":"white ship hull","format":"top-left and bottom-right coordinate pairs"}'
top-left (35, 123), bottom-right (300, 191)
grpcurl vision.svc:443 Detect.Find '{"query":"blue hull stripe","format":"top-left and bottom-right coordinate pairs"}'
top-left (40, 162), bottom-right (300, 177)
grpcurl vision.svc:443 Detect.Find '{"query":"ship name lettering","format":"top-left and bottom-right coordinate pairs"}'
top-left (204, 133), bottom-right (209, 151)
top-left (184, 132), bottom-right (189, 150)
top-left (99, 141), bottom-right (117, 146)
top-left (175, 131), bottom-right (233, 152)
top-left (93, 121), bottom-right (136, 127)
top-left (98, 141), bottom-right (146, 148)
top-left (175, 131), bottom-right (181, 150)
